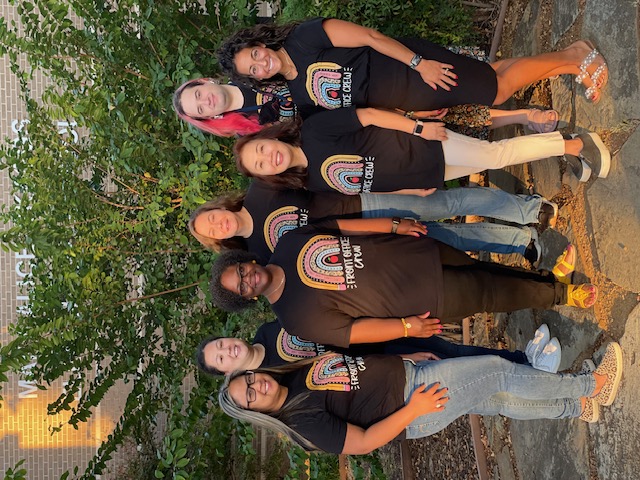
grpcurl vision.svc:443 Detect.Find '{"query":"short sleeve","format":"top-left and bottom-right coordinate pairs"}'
top-left (302, 107), bottom-right (363, 136)
top-left (290, 410), bottom-right (347, 454)
top-left (287, 17), bottom-right (333, 51)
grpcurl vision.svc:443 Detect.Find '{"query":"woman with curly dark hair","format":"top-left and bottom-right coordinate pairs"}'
top-left (217, 18), bottom-right (609, 112)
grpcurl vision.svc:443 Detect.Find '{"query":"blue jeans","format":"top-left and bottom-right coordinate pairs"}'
top-left (359, 187), bottom-right (542, 224)
top-left (383, 336), bottom-right (529, 365)
top-left (423, 222), bottom-right (530, 255)
top-left (403, 356), bottom-right (595, 438)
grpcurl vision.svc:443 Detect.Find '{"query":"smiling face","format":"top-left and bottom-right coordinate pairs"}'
top-left (193, 208), bottom-right (240, 240)
top-left (229, 371), bottom-right (283, 412)
top-left (233, 45), bottom-right (283, 80)
top-left (179, 81), bottom-right (230, 119)
top-left (220, 261), bottom-right (272, 299)
top-left (238, 139), bottom-right (293, 177)
top-left (203, 337), bottom-right (251, 374)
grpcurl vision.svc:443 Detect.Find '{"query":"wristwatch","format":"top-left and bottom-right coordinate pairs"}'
top-left (409, 54), bottom-right (423, 70)
top-left (412, 120), bottom-right (424, 136)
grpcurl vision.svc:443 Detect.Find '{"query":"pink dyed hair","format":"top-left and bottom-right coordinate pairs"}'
top-left (173, 78), bottom-right (264, 137)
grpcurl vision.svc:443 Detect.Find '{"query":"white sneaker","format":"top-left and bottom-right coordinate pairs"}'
top-left (525, 324), bottom-right (550, 364)
top-left (533, 337), bottom-right (562, 373)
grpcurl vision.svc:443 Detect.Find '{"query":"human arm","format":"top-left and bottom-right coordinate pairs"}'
top-left (399, 352), bottom-right (441, 362)
top-left (349, 312), bottom-right (442, 344)
top-left (342, 382), bottom-right (449, 454)
top-left (321, 19), bottom-right (457, 91)
top-left (336, 218), bottom-right (427, 237)
top-left (356, 107), bottom-right (448, 141)
top-left (374, 188), bottom-right (437, 196)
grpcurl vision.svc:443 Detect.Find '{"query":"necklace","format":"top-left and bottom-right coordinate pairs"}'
top-left (280, 48), bottom-right (296, 78)
top-left (263, 271), bottom-right (285, 299)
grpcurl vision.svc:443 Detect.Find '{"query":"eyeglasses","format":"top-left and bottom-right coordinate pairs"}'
top-left (237, 262), bottom-right (249, 296)
top-left (245, 371), bottom-right (256, 408)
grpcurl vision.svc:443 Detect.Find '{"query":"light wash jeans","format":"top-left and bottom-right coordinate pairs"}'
top-left (360, 188), bottom-right (534, 254)
top-left (421, 222), bottom-right (531, 255)
top-left (359, 187), bottom-right (542, 224)
top-left (403, 356), bottom-right (595, 438)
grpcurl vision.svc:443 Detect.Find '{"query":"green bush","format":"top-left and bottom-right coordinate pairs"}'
top-left (279, 0), bottom-right (475, 45)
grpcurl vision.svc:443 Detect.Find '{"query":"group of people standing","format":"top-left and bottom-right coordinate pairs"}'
top-left (173, 18), bottom-right (622, 456)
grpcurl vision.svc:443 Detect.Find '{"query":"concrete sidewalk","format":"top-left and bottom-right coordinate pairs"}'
top-left (480, 1), bottom-right (640, 478)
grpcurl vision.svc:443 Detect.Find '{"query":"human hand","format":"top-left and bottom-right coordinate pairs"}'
top-left (406, 312), bottom-right (442, 338)
top-left (411, 108), bottom-right (448, 120)
top-left (396, 218), bottom-right (427, 237)
top-left (416, 60), bottom-right (457, 91)
top-left (400, 352), bottom-right (441, 362)
top-left (420, 122), bottom-right (448, 141)
top-left (407, 382), bottom-right (449, 416)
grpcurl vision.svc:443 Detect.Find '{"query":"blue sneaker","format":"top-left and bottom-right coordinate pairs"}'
top-left (533, 337), bottom-right (562, 373)
top-left (525, 324), bottom-right (550, 364)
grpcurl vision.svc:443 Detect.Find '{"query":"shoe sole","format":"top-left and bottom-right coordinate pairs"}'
top-left (596, 342), bottom-right (623, 406)
top-left (573, 132), bottom-right (611, 178)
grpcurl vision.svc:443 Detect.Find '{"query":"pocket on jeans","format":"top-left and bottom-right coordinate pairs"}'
top-left (406, 420), bottom-right (440, 439)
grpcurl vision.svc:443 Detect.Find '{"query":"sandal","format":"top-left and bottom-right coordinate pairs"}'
top-left (565, 283), bottom-right (598, 309)
top-left (575, 41), bottom-right (608, 104)
top-left (552, 244), bottom-right (576, 284)
top-left (527, 109), bottom-right (559, 133)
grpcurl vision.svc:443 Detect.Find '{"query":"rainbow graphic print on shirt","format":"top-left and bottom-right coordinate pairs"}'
top-left (320, 154), bottom-right (364, 195)
top-left (296, 235), bottom-right (346, 291)
top-left (305, 62), bottom-right (345, 109)
top-left (255, 84), bottom-right (296, 119)
top-left (264, 206), bottom-right (300, 253)
top-left (276, 329), bottom-right (319, 362)
top-left (305, 353), bottom-right (365, 392)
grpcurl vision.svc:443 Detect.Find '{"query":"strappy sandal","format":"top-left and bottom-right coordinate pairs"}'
top-left (565, 283), bottom-right (598, 309)
top-left (527, 109), bottom-right (559, 133)
top-left (552, 244), bottom-right (576, 284)
top-left (575, 42), bottom-right (608, 104)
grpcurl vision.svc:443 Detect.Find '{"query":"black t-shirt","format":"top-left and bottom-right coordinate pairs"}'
top-left (284, 17), bottom-right (371, 115)
top-left (235, 82), bottom-right (297, 124)
top-left (283, 17), bottom-right (498, 113)
top-left (301, 108), bottom-right (445, 194)
top-left (280, 353), bottom-right (406, 453)
top-left (269, 225), bottom-right (444, 348)
top-left (243, 181), bottom-right (361, 263)
top-left (252, 321), bottom-right (385, 368)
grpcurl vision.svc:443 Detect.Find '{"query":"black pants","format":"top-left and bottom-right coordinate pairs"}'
top-left (436, 243), bottom-right (566, 321)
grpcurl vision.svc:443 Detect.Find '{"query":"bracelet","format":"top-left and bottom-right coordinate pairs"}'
top-left (404, 110), bottom-right (414, 119)
top-left (391, 217), bottom-right (401, 234)
top-left (409, 54), bottom-right (423, 70)
top-left (412, 120), bottom-right (424, 136)
top-left (401, 317), bottom-right (412, 337)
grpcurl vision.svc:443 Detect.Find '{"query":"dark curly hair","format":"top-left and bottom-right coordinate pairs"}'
top-left (233, 116), bottom-right (308, 190)
top-left (210, 250), bottom-right (260, 312)
top-left (195, 335), bottom-right (224, 376)
top-left (217, 22), bottom-right (299, 88)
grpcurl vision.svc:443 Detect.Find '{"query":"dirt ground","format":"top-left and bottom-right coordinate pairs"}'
top-left (379, 0), bottom-right (640, 478)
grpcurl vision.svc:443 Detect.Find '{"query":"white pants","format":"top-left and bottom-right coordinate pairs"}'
top-left (442, 130), bottom-right (565, 180)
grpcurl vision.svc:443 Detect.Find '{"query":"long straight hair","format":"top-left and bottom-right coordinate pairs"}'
top-left (218, 357), bottom-right (326, 451)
